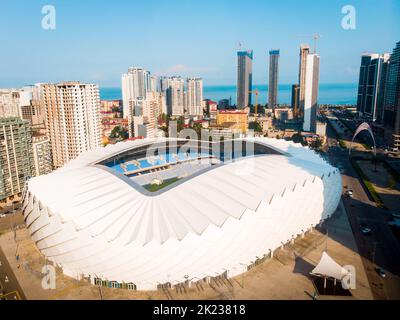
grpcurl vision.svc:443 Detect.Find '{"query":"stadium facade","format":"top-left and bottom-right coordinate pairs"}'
top-left (22, 137), bottom-right (342, 290)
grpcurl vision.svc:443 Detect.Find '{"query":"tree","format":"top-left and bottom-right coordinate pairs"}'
top-left (310, 138), bottom-right (323, 150)
top-left (248, 121), bottom-right (262, 132)
top-left (109, 126), bottom-right (128, 140)
top-left (177, 116), bottom-right (185, 133)
top-left (291, 132), bottom-right (306, 146)
top-left (192, 122), bottom-right (203, 139)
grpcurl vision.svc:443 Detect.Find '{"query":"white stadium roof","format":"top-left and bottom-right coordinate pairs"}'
top-left (23, 137), bottom-right (342, 290)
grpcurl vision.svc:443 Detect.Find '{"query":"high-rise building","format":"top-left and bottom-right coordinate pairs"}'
top-left (356, 53), bottom-right (390, 122)
top-left (268, 50), bottom-right (280, 108)
top-left (158, 76), bottom-right (170, 93)
top-left (0, 117), bottom-right (35, 202)
top-left (291, 84), bottom-right (300, 118)
top-left (121, 67), bottom-right (153, 118)
top-left (186, 78), bottom-right (203, 116)
top-left (383, 41), bottom-right (400, 148)
top-left (303, 53), bottom-right (320, 132)
top-left (236, 50), bottom-right (253, 108)
top-left (19, 85), bottom-right (47, 129)
top-left (128, 93), bottom-right (158, 138)
top-left (0, 89), bottom-right (22, 118)
top-left (298, 44), bottom-right (311, 117)
top-left (166, 77), bottom-right (185, 116)
top-left (41, 82), bottom-right (102, 168)
top-left (32, 134), bottom-right (53, 176)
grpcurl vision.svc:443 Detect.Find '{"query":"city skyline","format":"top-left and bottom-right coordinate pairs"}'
top-left (1, 0), bottom-right (399, 88)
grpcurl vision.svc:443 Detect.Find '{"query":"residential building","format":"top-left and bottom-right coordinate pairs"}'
top-left (32, 134), bottom-right (53, 176)
top-left (121, 67), bottom-right (153, 118)
top-left (268, 50), bottom-right (280, 108)
top-left (216, 109), bottom-right (248, 133)
top-left (236, 50), bottom-right (253, 108)
top-left (0, 117), bottom-right (35, 203)
top-left (128, 92), bottom-right (159, 138)
top-left (166, 76), bottom-right (185, 116)
top-left (41, 82), bottom-right (102, 168)
top-left (186, 78), bottom-right (203, 116)
top-left (0, 89), bottom-right (21, 118)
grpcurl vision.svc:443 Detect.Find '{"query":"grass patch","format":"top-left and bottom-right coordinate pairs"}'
top-left (350, 158), bottom-right (386, 208)
top-left (143, 177), bottom-right (180, 192)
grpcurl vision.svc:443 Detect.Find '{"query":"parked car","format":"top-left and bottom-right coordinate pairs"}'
top-left (376, 267), bottom-right (386, 278)
top-left (360, 225), bottom-right (372, 235)
top-left (346, 190), bottom-right (353, 197)
top-left (0, 214), bottom-right (6, 219)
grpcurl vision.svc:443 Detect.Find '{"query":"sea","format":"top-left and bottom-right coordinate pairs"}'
top-left (100, 83), bottom-right (357, 105)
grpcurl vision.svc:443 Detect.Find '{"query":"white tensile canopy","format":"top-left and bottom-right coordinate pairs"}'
top-left (311, 252), bottom-right (349, 280)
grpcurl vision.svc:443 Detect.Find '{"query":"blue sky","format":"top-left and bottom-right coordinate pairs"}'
top-left (0, 0), bottom-right (399, 87)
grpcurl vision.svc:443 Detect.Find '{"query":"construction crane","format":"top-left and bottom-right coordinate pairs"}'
top-left (249, 89), bottom-right (259, 115)
top-left (296, 33), bottom-right (323, 53)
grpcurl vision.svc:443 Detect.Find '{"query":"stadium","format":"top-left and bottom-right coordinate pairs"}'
top-left (22, 137), bottom-right (342, 291)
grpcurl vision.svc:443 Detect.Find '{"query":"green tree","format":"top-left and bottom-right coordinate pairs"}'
top-left (248, 121), bottom-right (262, 132)
top-left (109, 126), bottom-right (128, 140)
top-left (310, 138), bottom-right (323, 150)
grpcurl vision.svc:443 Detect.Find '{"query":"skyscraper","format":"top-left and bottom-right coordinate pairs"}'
top-left (41, 82), bottom-right (102, 168)
top-left (291, 84), bottom-right (300, 117)
top-left (166, 76), bottom-right (185, 116)
top-left (121, 67), bottom-right (153, 118)
top-left (186, 78), bottom-right (203, 116)
top-left (268, 50), bottom-right (280, 109)
top-left (0, 117), bottom-right (35, 202)
top-left (356, 53), bottom-right (390, 122)
top-left (298, 44), bottom-right (311, 117)
top-left (383, 41), bottom-right (400, 148)
top-left (303, 53), bottom-right (320, 132)
top-left (236, 50), bottom-right (253, 108)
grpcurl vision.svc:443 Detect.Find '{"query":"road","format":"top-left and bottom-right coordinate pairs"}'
top-left (324, 116), bottom-right (400, 299)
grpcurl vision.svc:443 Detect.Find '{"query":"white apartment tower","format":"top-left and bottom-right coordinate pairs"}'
top-left (41, 82), bottom-right (102, 168)
top-left (166, 77), bottom-right (185, 116)
top-left (303, 53), bottom-right (320, 132)
top-left (121, 67), bottom-right (154, 118)
top-left (186, 78), bottom-right (203, 116)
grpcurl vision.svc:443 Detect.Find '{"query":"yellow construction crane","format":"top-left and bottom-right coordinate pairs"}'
top-left (249, 89), bottom-right (259, 115)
